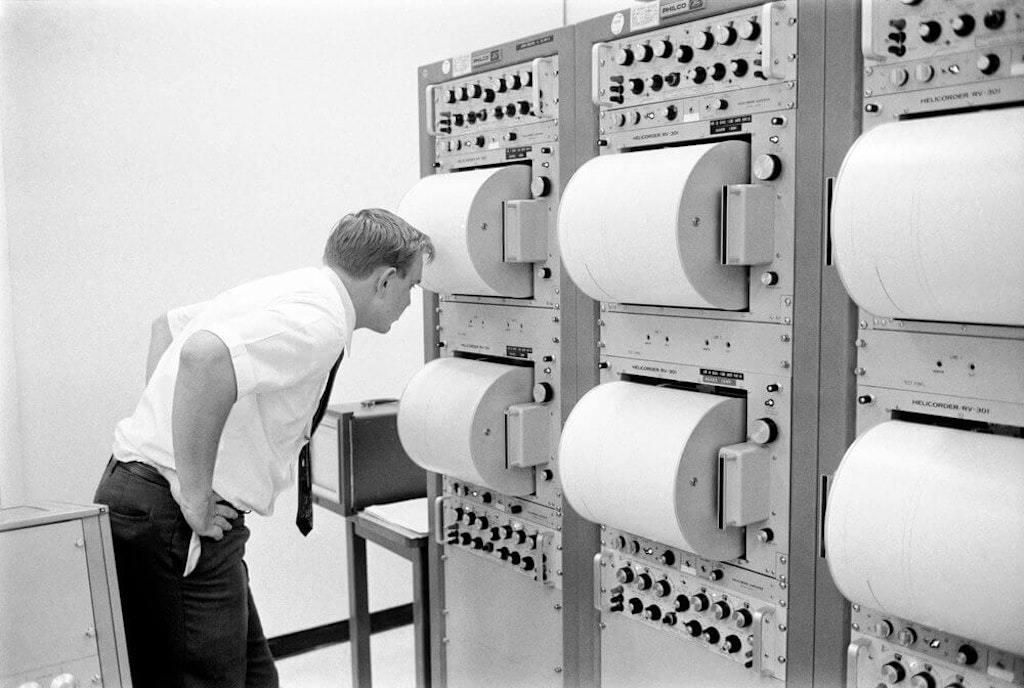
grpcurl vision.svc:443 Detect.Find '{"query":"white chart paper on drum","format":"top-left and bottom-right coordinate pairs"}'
top-left (558, 142), bottom-right (749, 310)
top-left (825, 420), bottom-right (1024, 655)
top-left (397, 166), bottom-right (533, 298)
top-left (397, 357), bottom-right (535, 496)
top-left (558, 381), bottom-right (745, 561)
top-left (831, 107), bottom-right (1024, 326)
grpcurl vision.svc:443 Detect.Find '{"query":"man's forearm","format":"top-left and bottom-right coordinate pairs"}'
top-left (172, 331), bottom-right (237, 510)
top-left (146, 314), bottom-right (174, 383)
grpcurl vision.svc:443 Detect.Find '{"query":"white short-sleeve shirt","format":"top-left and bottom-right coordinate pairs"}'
top-left (112, 266), bottom-right (356, 515)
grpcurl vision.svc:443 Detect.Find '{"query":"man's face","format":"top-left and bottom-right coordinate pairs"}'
top-left (371, 252), bottom-right (424, 333)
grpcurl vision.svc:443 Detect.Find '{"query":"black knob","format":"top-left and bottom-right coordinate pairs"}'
top-left (513, 530), bottom-right (527, 545)
top-left (466, 111), bottom-right (477, 125)
top-left (454, 507), bottom-right (465, 521)
top-left (459, 532), bottom-right (472, 545)
top-left (690, 66), bottom-right (707, 84)
top-left (465, 511), bottom-right (476, 525)
top-left (881, 661), bottom-right (906, 684)
top-left (751, 417), bottom-right (779, 444)
top-left (910, 672), bottom-right (936, 688)
top-left (481, 492), bottom-right (492, 504)
top-left (483, 88), bottom-right (496, 103)
top-left (609, 600), bottom-right (624, 612)
top-left (510, 74), bottom-right (523, 90)
top-left (474, 135), bottom-right (486, 148)
top-left (615, 48), bottom-right (634, 66)
top-left (520, 556), bottom-right (535, 571)
top-left (662, 612), bottom-right (678, 626)
top-left (724, 635), bottom-right (742, 653)
top-left (715, 25), bottom-right (737, 45)
top-left (732, 608), bottom-right (753, 628)
top-left (712, 601), bottom-right (731, 620)
top-left (731, 59), bottom-right (749, 77)
top-left (676, 45), bottom-right (694, 63)
top-left (635, 44), bottom-right (654, 62)
top-left (951, 14), bottom-right (975, 36)
top-left (491, 76), bottom-right (507, 93)
top-left (978, 54), bottom-right (1001, 75)
top-left (458, 86), bottom-right (469, 101)
top-left (530, 176), bottom-right (551, 198)
top-left (665, 72), bottom-right (681, 87)
top-left (469, 84), bottom-right (482, 98)
top-left (508, 551), bottom-right (521, 565)
top-left (492, 106), bottom-right (504, 120)
top-left (702, 627), bottom-right (721, 644)
top-left (540, 469), bottom-right (554, 481)
top-left (710, 63), bottom-right (727, 81)
top-left (658, 550), bottom-right (675, 566)
top-left (517, 101), bottom-right (531, 115)
top-left (505, 104), bottom-right (516, 117)
top-left (984, 9), bottom-right (1006, 30)
top-left (636, 573), bottom-right (653, 591)
top-left (471, 537), bottom-right (484, 550)
top-left (694, 31), bottom-right (714, 50)
top-left (644, 605), bottom-right (662, 621)
top-left (738, 19), bottom-right (760, 40)
top-left (647, 74), bottom-right (664, 91)
top-left (653, 580), bottom-right (672, 597)
top-left (708, 569), bottom-right (724, 582)
top-left (452, 114), bottom-right (464, 127)
top-left (628, 78), bottom-right (645, 95)
top-left (628, 598), bottom-right (644, 615)
top-left (918, 21), bottom-right (942, 42)
top-left (690, 593), bottom-right (710, 612)
top-left (489, 527), bottom-right (502, 541)
top-left (955, 644), bottom-right (978, 666)
top-left (653, 40), bottom-right (673, 58)
top-left (502, 525), bottom-right (514, 539)
top-left (444, 89), bottom-right (457, 104)
top-left (519, 70), bottom-right (533, 88)
top-left (684, 620), bottom-right (703, 637)
top-left (674, 595), bottom-right (690, 612)
top-left (476, 109), bottom-right (487, 122)
top-left (616, 567), bottom-right (635, 584)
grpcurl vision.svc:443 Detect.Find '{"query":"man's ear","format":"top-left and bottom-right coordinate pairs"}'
top-left (376, 266), bottom-right (398, 295)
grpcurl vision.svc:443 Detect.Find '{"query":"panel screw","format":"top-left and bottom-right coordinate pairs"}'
top-left (75, 539), bottom-right (84, 548)
top-left (555, 667), bottom-right (563, 674)
top-left (854, 367), bottom-right (866, 376)
top-left (554, 603), bottom-right (563, 610)
top-left (780, 361), bottom-right (790, 369)
top-left (85, 627), bottom-right (96, 637)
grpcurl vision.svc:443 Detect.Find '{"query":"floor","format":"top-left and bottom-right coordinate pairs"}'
top-left (277, 626), bottom-right (416, 688)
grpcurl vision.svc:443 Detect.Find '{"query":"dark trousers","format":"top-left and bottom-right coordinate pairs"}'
top-left (95, 458), bottom-right (279, 688)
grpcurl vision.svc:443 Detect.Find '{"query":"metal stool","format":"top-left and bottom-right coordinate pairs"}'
top-left (311, 401), bottom-right (430, 688)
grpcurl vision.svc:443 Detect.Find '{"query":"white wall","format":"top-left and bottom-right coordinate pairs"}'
top-left (0, 79), bottom-right (23, 509)
top-left (0, 0), bottom-right (563, 637)
top-left (566, 0), bottom-right (640, 25)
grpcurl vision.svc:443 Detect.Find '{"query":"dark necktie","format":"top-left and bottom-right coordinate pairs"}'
top-left (296, 350), bottom-right (344, 536)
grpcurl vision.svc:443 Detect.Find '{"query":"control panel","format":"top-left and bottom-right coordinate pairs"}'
top-left (439, 480), bottom-right (562, 588)
top-left (862, 0), bottom-right (1024, 111)
top-left (597, 527), bottom-right (786, 679)
top-left (848, 605), bottom-right (1023, 688)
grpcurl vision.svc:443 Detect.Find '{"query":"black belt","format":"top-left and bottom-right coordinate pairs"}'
top-left (112, 458), bottom-right (248, 513)
top-left (115, 459), bottom-right (169, 487)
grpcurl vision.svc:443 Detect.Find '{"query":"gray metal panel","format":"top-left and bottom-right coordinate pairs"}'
top-left (814, 0), bottom-right (862, 685)
top-left (600, 612), bottom-right (779, 688)
top-left (443, 547), bottom-right (564, 688)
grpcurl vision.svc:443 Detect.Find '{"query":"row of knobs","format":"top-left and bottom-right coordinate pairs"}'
top-left (879, 661), bottom-right (968, 688)
top-left (611, 593), bottom-right (745, 653)
top-left (614, 21), bottom-right (760, 68)
top-left (615, 568), bottom-right (755, 627)
top-left (16, 677), bottom-right (81, 688)
top-left (885, 10), bottom-right (1005, 57)
top-left (443, 71), bottom-right (533, 105)
top-left (442, 101), bottom-right (532, 128)
top-left (609, 58), bottom-right (755, 99)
